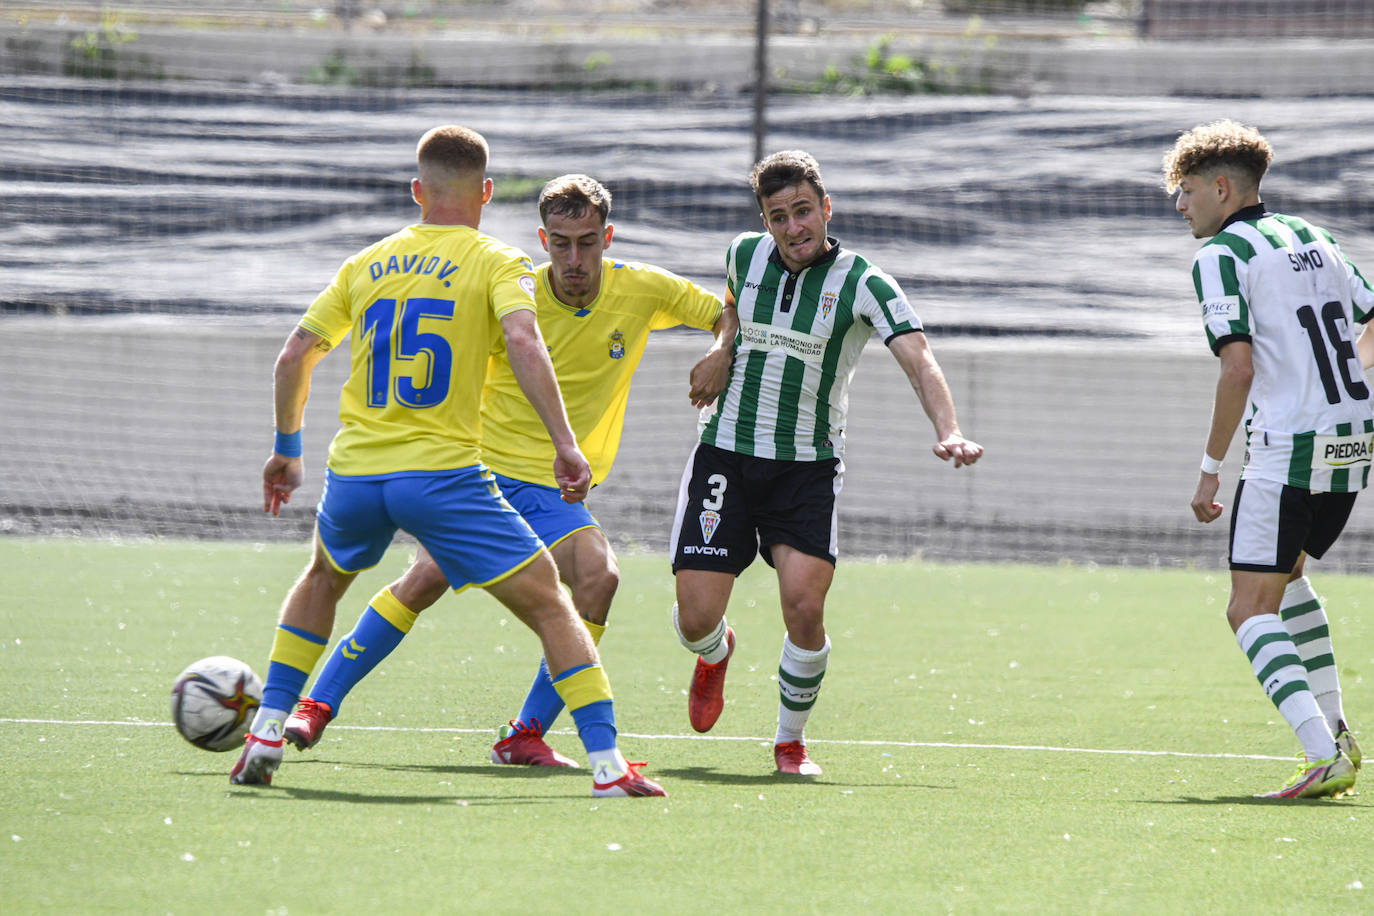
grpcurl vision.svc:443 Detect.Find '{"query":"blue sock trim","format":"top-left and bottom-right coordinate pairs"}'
top-left (279, 624), bottom-right (327, 644)
top-left (263, 660), bottom-right (310, 712)
top-left (515, 657), bottom-right (566, 731)
top-left (551, 662), bottom-right (593, 683)
top-left (569, 699), bottom-right (617, 753)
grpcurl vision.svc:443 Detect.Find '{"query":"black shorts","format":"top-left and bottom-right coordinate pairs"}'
top-left (670, 442), bottom-right (843, 575)
top-left (1229, 477), bottom-right (1358, 573)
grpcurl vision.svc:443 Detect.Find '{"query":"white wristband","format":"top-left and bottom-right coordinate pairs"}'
top-left (1200, 454), bottom-right (1223, 475)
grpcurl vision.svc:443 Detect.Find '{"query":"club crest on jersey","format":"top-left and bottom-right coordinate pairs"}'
top-left (821, 291), bottom-right (838, 319)
top-left (698, 509), bottom-right (721, 544)
top-left (608, 329), bottom-right (626, 359)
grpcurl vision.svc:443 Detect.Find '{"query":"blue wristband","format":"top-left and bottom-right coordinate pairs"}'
top-left (274, 430), bottom-right (302, 457)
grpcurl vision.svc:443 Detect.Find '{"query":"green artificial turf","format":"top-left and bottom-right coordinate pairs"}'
top-left (2, 538), bottom-right (1370, 913)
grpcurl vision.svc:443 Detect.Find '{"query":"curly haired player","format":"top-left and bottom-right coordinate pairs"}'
top-left (1165, 118), bottom-right (1366, 798)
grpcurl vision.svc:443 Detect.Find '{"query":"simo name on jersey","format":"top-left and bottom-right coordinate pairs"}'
top-left (1288, 248), bottom-right (1325, 272)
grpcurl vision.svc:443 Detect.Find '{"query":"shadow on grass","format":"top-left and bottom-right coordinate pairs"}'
top-left (187, 755), bottom-right (595, 805)
top-left (1155, 795), bottom-right (1370, 807)
top-left (272, 785), bottom-right (567, 806)
top-left (659, 764), bottom-right (950, 791)
top-left (339, 758), bottom-right (582, 780)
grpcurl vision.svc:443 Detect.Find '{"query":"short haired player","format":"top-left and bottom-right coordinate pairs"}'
top-left (278, 173), bottom-right (737, 769)
top-left (670, 150), bottom-right (983, 776)
top-left (231, 134), bottom-right (663, 798)
top-left (1165, 119), bottom-right (1366, 798)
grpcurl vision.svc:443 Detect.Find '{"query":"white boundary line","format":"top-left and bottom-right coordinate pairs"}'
top-left (0, 717), bottom-right (1292, 761)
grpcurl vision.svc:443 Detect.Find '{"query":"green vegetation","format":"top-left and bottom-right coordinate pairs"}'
top-left (807, 35), bottom-right (967, 96)
top-left (304, 47), bottom-right (436, 87)
top-left (490, 176), bottom-right (549, 202)
top-left (64, 9), bottom-right (163, 80)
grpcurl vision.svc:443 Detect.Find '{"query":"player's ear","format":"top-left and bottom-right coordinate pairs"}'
top-left (411, 177), bottom-right (423, 207)
top-left (603, 223), bottom-right (614, 248)
top-left (537, 226), bottom-right (550, 252)
top-left (482, 177), bottom-right (493, 205)
top-left (1213, 172), bottom-right (1230, 202)
top-left (822, 194), bottom-right (831, 222)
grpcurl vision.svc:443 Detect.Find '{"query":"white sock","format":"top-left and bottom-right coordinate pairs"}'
top-left (587, 747), bottom-right (629, 782)
top-left (673, 602), bottom-right (731, 665)
top-left (1236, 614), bottom-right (1335, 760)
top-left (775, 634), bottom-right (830, 745)
top-left (250, 707), bottom-right (289, 742)
top-left (1279, 576), bottom-right (1347, 731)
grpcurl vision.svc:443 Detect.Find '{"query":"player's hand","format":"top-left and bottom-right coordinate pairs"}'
top-left (933, 434), bottom-right (983, 468)
top-left (553, 446), bottom-right (592, 504)
top-left (1191, 471), bottom-right (1224, 523)
top-left (262, 454), bottom-right (304, 516)
top-left (688, 346), bottom-right (733, 408)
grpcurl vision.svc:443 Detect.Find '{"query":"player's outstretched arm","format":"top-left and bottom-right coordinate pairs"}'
top-left (263, 326), bottom-right (331, 515)
top-left (1192, 340), bottom-right (1253, 524)
top-left (689, 291), bottom-right (739, 408)
top-left (888, 331), bottom-right (983, 468)
top-left (500, 309), bottom-right (591, 502)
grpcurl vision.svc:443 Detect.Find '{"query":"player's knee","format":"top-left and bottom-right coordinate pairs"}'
top-left (782, 601), bottom-right (826, 649)
top-left (301, 554), bottom-right (353, 601)
top-left (673, 601), bottom-right (721, 643)
top-left (573, 562), bottom-right (619, 624)
top-left (1224, 596), bottom-right (1259, 633)
top-left (393, 557), bottom-right (449, 612)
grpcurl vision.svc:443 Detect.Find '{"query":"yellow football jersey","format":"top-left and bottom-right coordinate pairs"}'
top-left (480, 258), bottom-right (723, 486)
top-left (299, 223), bottom-right (536, 477)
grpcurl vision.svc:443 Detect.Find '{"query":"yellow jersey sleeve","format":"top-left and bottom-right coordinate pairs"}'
top-left (480, 260), bottom-right (722, 486)
top-left (638, 262), bottom-right (723, 333)
top-left (299, 259), bottom-right (356, 348)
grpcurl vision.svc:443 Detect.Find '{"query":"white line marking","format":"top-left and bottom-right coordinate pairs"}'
top-left (0, 717), bottom-right (1293, 761)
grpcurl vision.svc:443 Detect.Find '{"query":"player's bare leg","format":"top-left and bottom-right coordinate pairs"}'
top-left (674, 568), bottom-right (736, 732)
top-left (279, 537), bottom-right (359, 639)
top-left (390, 546), bottom-right (451, 611)
top-left (553, 527), bottom-right (619, 626)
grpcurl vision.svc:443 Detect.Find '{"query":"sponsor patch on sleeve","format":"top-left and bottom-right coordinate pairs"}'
top-left (517, 274), bottom-right (536, 298)
top-left (1200, 296), bottom-right (1241, 323)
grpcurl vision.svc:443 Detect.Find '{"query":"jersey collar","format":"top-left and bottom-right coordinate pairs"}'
top-left (542, 261), bottom-right (607, 318)
top-left (1218, 202), bottom-right (1269, 233)
top-left (767, 235), bottom-right (842, 272)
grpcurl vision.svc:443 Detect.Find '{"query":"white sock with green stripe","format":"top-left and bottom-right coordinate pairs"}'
top-left (1279, 576), bottom-right (1347, 732)
top-left (775, 634), bottom-right (830, 745)
top-left (1236, 613), bottom-right (1335, 761)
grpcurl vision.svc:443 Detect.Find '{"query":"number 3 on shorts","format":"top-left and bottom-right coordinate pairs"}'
top-left (702, 473), bottom-right (728, 511)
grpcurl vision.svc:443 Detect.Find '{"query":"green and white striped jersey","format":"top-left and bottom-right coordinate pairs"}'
top-left (1193, 206), bottom-right (1374, 492)
top-left (700, 232), bottom-right (921, 461)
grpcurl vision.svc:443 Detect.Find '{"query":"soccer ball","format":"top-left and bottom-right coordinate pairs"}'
top-left (170, 656), bottom-right (263, 752)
